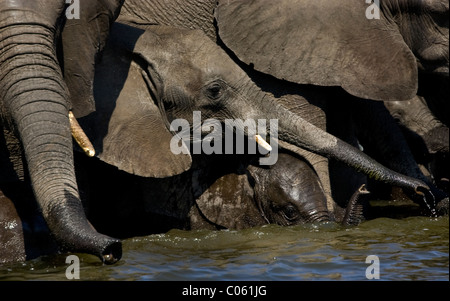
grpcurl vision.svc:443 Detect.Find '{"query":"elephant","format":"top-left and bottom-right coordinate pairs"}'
top-left (73, 19), bottom-right (440, 228)
top-left (0, 0), bottom-right (125, 263)
top-left (69, 21), bottom-right (369, 231)
top-left (384, 96), bottom-right (449, 194)
top-left (117, 0), bottom-right (448, 210)
top-left (0, 185), bottom-right (58, 263)
top-left (214, 0), bottom-right (449, 202)
top-left (79, 23), bottom-right (447, 235)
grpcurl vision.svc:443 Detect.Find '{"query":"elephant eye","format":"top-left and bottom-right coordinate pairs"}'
top-left (282, 205), bottom-right (299, 221)
top-left (205, 81), bottom-right (224, 100)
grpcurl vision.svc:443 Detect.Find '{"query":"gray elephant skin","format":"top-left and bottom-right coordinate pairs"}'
top-left (119, 0), bottom-right (448, 208)
top-left (77, 23), bottom-right (441, 236)
top-left (1, 0), bottom-right (448, 263)
top-left (120, 0), bottom-right (448, 106)
top-left (0, 20), bottom-right (444, 263)
top-left (0, 0), bottom-right (125, 263)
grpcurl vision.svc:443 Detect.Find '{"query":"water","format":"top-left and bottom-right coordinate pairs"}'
top-left (0, 215), bottom-right (447, 282)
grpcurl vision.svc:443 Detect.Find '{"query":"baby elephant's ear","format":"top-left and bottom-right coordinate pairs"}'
top-left (195, 173), bottom-right (265, 230)
top-left (83, 33), bottom-right (192, 178)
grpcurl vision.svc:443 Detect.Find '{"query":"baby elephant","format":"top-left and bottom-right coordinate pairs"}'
top-left (189, 153), bottom-right (367, 230)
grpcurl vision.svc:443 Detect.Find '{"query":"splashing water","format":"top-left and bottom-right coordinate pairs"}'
top-left (422, 189), bottom-right (438, 218)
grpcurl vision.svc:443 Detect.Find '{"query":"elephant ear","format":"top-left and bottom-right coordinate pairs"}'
top-left (215, 0), bottom-right (418, 101)
top-left (195, 173), bottom-right (265, 229)
top-left (62, 0), bottom-right (124, 118)
top-left (81, 27), bottom-right (192, 178)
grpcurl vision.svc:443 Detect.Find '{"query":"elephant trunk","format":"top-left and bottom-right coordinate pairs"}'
top-left (341, 184), bottom-right (370, 226)
top-left (253, 97), bottom-right (435, 211)
top-left (0, 12), bottom-right (121, 263)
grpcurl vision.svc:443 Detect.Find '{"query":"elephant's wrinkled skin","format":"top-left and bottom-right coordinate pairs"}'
top-left (215, 0), bottom-right (449, 101)
top-left (0, 21), bottom-right (441, 262)
top-left (0, 0), bottom-right (124, 263)
top-left (118, 0), bottom-right (448, 213)
top-left (120, 0), bottom-right (448, 106)
top-left (85, 22), bottom-right (444, 223)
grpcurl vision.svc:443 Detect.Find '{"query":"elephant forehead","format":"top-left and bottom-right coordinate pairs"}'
top-left (158, 27), bottom-right (248, 81)
top-left (268, 172), bottom-right (326, 209)
top-left (185, 41), bottom-right (248, 82)
top-left (137, 27), bottom-right (246, 84)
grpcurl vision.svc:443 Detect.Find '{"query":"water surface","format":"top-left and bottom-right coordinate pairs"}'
top-left (0, 216), bottom-right (448, 281)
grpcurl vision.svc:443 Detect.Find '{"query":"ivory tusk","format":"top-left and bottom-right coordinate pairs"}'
top-left (255, 134), bottom-right (272, 152)
top-left (69, 111), bottom-right (95, 157)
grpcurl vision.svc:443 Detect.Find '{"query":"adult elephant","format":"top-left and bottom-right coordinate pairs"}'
top-left (73, 25), bottom-right (374, 236)
top-left (214, 1), bottom-right (449, 195)
top-left (117, 0), bottom-right (448, 210)
top-left (0, 0), bottom-right (124, 263)
top-left (79, 23), bottom-right (432, 213)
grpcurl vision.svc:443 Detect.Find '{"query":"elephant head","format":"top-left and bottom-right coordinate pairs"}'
top-left (215, 0), bottom-right (449, 101)
top-left (0, 0), bottom-right (124, 263)
top-left (80, 23), bottom-right (435, 215)
top-left (251, 153), bottom-right (332, 226)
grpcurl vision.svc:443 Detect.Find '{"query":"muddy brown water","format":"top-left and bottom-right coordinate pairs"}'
top-left (0, 212), bottom-right (448, 281)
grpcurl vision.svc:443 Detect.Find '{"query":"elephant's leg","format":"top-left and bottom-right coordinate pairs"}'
top-left (352, 97), bottom-right (447, 214)
top-left (384, 96), bottom-right (449, 191)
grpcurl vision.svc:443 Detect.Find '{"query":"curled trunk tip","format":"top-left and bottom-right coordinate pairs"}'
top-left (342, 184), bottom-right (370, 226)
